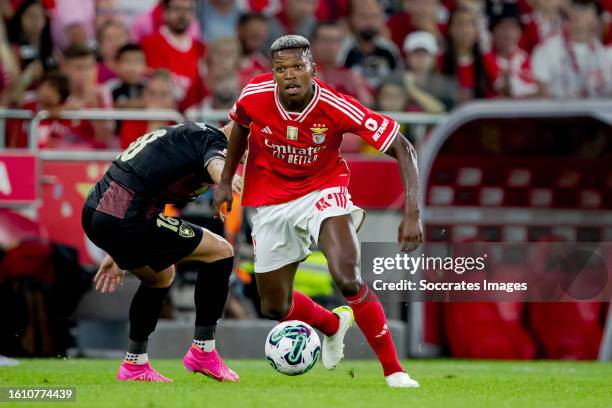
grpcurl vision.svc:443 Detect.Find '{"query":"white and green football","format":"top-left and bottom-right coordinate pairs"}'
top-left (265, 320), bottom-right (321, 376)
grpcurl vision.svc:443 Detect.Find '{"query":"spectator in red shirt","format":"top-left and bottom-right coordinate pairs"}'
top-left (439, 7), bottom-right (498, 102)
top-left (14, 70), bottom-right (73, 148)
top-left (237, 12), bottom-right (270, 87)
top-left (120, 69), bottom-right (176, 148)
top-left (311, 21), bottom-right (374, 106)
top-left (60, 44), bottom-right (116, 148)
top-left (131, 0), bottom-right (201, 44)
top-left (387, 0), bottom-right (446, 53)
top-left (490, 4), bottom-right (537, 98)
top-left (519, 0), bottom-right (565, 53)
top-left (140, 0), bottom-right (207, 112)
top-left (96, 19), bottom-right (130, 84)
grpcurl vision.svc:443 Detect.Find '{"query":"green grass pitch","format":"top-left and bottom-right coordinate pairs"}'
top-left (1, 359), bottom-right (611, 408)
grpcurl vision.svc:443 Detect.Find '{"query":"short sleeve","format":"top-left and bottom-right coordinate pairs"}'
top-left (202, 128), bottom-right (228, 168)
top-left (341, 94), bottom-right (400, 153)
top-left (228, 100), bottom-right (251, 128)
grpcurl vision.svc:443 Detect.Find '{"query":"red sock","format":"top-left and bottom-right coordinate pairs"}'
top-left (280, 291), bottom-right (339, 336)
top-left (346, 285), bottom-right (403, 376)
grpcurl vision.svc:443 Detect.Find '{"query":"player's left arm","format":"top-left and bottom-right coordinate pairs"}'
top-left (341, 92), bottom-right (424, 252)
top-left (384, 133), bottom-right (423, 252)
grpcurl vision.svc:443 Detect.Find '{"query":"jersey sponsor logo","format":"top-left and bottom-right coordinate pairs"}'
top-left (264, 138), bottom-right (322, 165)
top-left (310, 124), bottom-right (328, 145)
top-left (371, 118), bottom-right (388, 142)
top-left (286, 126), bottom-right (298, 141)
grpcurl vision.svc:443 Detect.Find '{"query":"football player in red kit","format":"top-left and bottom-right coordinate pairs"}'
top-left (214, 35), bottom-right (422, 388)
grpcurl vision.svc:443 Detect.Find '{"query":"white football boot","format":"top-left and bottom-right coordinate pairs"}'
top-left (322, 305), bottom-right (354, 369)
top-left (385, 372), bottom-right (420, 388)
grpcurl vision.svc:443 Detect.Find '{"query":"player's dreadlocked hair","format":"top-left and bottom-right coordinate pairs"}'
top-left (270, 35), bottom-right (313, 63)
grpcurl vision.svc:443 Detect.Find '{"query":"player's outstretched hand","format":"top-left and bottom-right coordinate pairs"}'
top-left (398, 213), bottom-right (423, 253)
top-left (213, 182), bottom-right (233, 222)
top-left (94, 255), bottom-right (125, 293)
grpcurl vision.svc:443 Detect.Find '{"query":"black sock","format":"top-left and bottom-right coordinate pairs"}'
top-left (194, 257), bottom-right (233, 337)
top-left (128, 284), bottom-right (171, 345)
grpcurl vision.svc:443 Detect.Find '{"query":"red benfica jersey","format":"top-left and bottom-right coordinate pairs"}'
top-left (229, 73), bottom-right (399, 207)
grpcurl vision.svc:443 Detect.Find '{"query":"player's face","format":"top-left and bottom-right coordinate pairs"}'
top-left (272, 49), bottom-right (315, 103)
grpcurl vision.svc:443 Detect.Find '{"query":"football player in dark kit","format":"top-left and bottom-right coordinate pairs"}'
top-left (82, 122), bottom-right (242, 382)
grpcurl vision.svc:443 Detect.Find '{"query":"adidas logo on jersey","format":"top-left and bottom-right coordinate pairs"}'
top-left (260, 126), bottom-right (273, 135)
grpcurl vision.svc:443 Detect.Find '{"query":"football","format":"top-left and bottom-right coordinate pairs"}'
top-left (265, 320), bottom-right (321, 376)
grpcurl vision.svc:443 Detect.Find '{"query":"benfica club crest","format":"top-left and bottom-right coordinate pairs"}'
top-left (310, 124), bottom-right (328, 144)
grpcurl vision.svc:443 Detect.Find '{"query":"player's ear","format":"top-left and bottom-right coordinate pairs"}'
top-left (311, 62), bottom-right (317, 77)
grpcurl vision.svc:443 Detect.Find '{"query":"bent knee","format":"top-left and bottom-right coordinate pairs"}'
top-left (328, 256), bottom-right (361, 296)
top-left (145, 266), bottom-right (175, 288)
top-left (335, 277), bottom-right (361, 297)
top-left (216, 238), bottom-right (234, 259)
top-left (260, 301), bottom-right (291, 320)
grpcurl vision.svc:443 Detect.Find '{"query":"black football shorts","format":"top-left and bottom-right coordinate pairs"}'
top-left (82, 205), bottom-right (203, 272)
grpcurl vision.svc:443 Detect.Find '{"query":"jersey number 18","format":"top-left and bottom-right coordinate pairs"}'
top-left (119, 128), bottom-right (168, 162)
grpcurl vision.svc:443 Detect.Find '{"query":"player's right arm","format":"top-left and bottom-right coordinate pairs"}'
top-left (213, 123), bottom-right (249, 219)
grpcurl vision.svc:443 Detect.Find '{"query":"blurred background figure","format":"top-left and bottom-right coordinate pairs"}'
top-left (198, 0), bottom-right (242, 42)
top-left (439, 6), bottom-right (498, 103)
top-left (140, 0), bottom-right (206, 112)
top-left (490, 4), bottom-right (538, 98)
top-left (520, 0), bottom-right (566, 53)
top-left (130, 0), bottom-right (201, 43)
top-left (376, 75), bottom-right (409, 112)
top-left (0, 17), bottom-right (21, 107)
top-left (6, 0), bottom-right (55, 94)
top-left (94, 0), bottom-right (123, 33)
top-left (60, 44), bottom-right (116, 148)
top-left (387, 0), bottom-right (446, 52)
top-left (402, 30), bottom-right (450, 112)
top-left (7, 70), bottom-right (71, 148)
top-left (105, 44), bottom-right (147, 109)
top-left (237, 12), bottom-right (269, 87)
top-left (267, 0), bottom-right (317, 47)
top-left (532, 0), bottom-right (612, 98)
top-left (95, 19), bottom-right (130, 84)
top-left (205, 36), bottom-right (241, 79)
top-left (49, 0), bottom-right (95, 50)
top-left (119, 69), bottom-right (176, 148)
top-left (311, 21), bottom-right (373, 106)
top-left (340, 0), bottom-right (402, 89)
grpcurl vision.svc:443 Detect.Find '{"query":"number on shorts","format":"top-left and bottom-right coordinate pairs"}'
top-left (119, 129), bottom-right (167, 161)
top-left (156, 214), bottom-right (180, 232)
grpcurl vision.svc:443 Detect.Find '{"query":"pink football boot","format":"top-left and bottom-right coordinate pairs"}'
top-left (183, 346), bottom-right (239, 382)
top-left (117, 361), bottom-right (173, 382)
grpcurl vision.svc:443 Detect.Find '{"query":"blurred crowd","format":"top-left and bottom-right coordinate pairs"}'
top-left (0, 0), bottom-right (611, 149)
